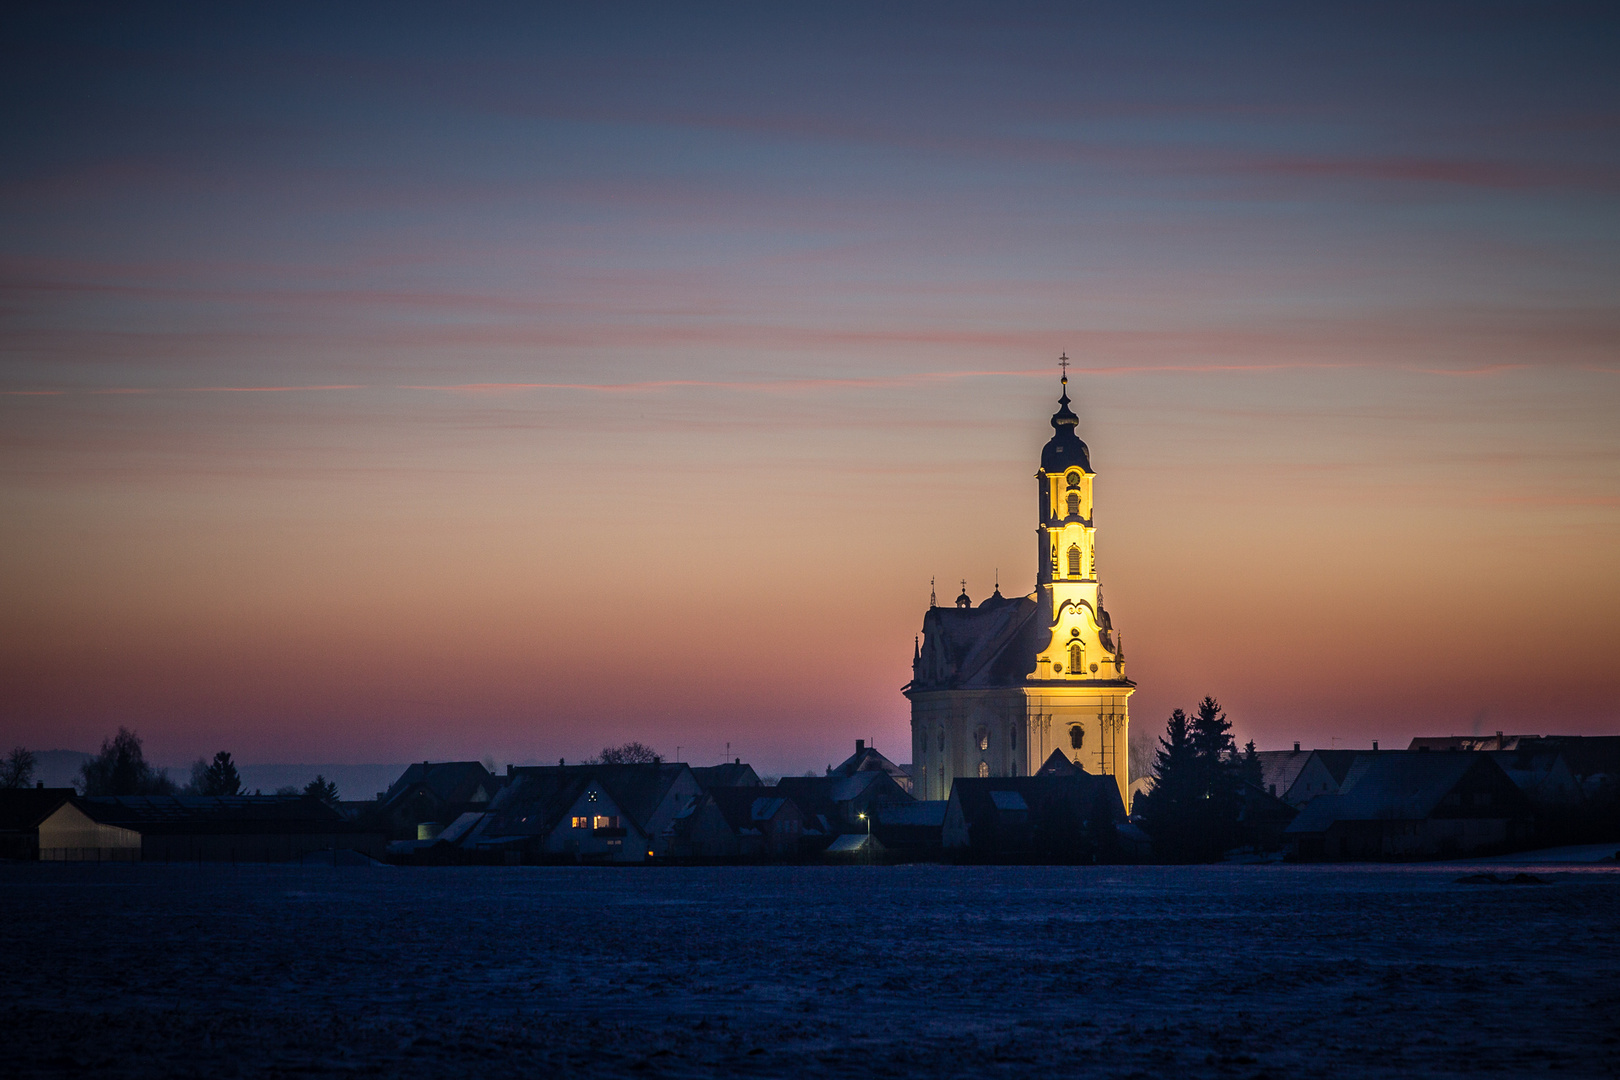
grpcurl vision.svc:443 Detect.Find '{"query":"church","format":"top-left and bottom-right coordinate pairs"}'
top-left (905, 361), bottom-right (1134, 803)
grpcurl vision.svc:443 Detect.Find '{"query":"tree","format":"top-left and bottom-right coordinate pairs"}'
top-left (1134, 708), bottom-right (1201, 861)
top-left (304, 775), bottom-right (339, 804)
top-left (79, 728), bottom-right (176, 796)
top-left (1, 747), bottom-right (36, 789)
top-left (1135, 698), bottom-right (1248, 862)
top-left (1239, 739), bottom-right (1264, 789)
top-left (187, 751), bottom-right (242, 796)
top-left (594, 742), bottom-right (661, 765)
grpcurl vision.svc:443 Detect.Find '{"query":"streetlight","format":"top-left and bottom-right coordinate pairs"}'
top-left (858, 811), bottom-right (872, 864)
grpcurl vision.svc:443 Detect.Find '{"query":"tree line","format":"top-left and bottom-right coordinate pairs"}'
top-left (2, 728), bottom-right (339, 804)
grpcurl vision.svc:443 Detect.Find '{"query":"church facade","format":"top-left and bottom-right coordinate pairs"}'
top-left (905, 366), bottom-right (1134, 803)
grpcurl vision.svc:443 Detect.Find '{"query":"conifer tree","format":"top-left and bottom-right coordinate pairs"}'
top-left (190, 751), bottom-right (242, 796)
top-left (304, 775), bottom-right (339, 805)
top-left (1137, 698), bottom-right (1250, 861)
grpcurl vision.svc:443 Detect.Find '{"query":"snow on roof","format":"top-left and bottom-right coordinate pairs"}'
top-left (990, 790), bottom-right (1029, 812)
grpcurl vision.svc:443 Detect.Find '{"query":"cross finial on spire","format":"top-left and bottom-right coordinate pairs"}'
top-left (1058, 352), bottom-right (1070, 383)
top-left (930, 577), bottom-right (936, 608)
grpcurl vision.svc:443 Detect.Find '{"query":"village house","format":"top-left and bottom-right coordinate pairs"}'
top-left (690, 760), bottom-right (762, 789)
top-left (450, 762), bottom-right (702, 864)
top-left (0, 786), bottom-right (74, 860)
top-left (1286, 751), bottom-right (1532, 860)
top-left (870, 800), bottom-right (948, 859)
top-left (1253, 747), bottom-right (1364, 806)
top-left (774, 769), bottom-right (913, 840)
top-left (378, 760), bottom-right (501, 840)
top-left (669, 787), bottom-right (805, 859)
top-left (36, 794), bottom-right (383, 862)
top-left (827, 740), bottom-right (913, 795)
top-left (942, 769), bottom-right (1130, 862)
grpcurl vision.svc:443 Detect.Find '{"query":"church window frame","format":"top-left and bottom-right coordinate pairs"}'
top-left (978, 761), bottom-right (989, 778)
top-left (1066, 492), bottom-right (1080, 517)
top-left (1067, 544), bottom-right (1081, 577)
top-left (1069, 641), bottom-right (1084, 676)
top-left (1069, 724), bottom-right (1085, 751)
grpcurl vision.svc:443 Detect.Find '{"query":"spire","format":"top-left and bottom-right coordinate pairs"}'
top-left (1051, 352), bottom-right (1079, 432)
top-left (929, 577), bottom-right (937, 608)
top-left (955, 579), bottom-right (971, 608)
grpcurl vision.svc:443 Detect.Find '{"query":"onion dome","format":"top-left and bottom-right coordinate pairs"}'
top-left (1041, 371), bottom-right (1092, 473)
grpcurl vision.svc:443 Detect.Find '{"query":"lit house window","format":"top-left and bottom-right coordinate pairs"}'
top-left (1067, 545), bottom-right (1081, 576)
top-left (570, 816), bottom-right (590, 829)
top-left (591, 815), bottom-right (618, 830)
top-left (1067, 492), bottom-right (1080, 517)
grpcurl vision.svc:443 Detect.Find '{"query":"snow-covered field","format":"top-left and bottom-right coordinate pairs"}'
top-left (4, 861), bottom-right (1618, 1078)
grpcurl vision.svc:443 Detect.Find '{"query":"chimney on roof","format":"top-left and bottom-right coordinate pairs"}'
top-left (1372, 741), bottom-right (1379, 751)
top-left (558, 758), bottom-right (564, 767)
top-left (1496, 731), bottom-right (1504, 747)
top-left (36, 780), bottom-right (43, 789)
top-left (734, 757), bottom-right (740, 765)
top-left (856, 739), bottom-right (865, 753)
top-left (1294, 742), bottom-right (1301, 752)
top-left (506, 764), bottom-right (513, 776)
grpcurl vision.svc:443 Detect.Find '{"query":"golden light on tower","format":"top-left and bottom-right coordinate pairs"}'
top-left (905, 355), bottom-right (1134, 803)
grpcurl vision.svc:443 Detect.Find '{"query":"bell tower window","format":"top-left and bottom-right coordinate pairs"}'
top-left (1069, 642), bottom-right (1084, 675)
top-left (1067, 545), bottom-right (1081, 577)
top-left (1066, 492), bottom-right (1080, 517)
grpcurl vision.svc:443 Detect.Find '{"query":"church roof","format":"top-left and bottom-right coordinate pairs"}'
top-left (910, 595), bottom-right (1041, 691)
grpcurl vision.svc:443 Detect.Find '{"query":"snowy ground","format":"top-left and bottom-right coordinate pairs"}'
top-left (4, 860), bottom-right (1618, 1078)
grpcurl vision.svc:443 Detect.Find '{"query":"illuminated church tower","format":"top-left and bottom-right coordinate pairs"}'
top-left (905, 358), bottom-right (1134, 803)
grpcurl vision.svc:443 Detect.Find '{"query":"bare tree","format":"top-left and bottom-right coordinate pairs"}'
top-left (1, 747), bottom-right (36, 788)
top-left (79, 728), bottom-right (176, 796)
top-left (593, 742), bottom-right (661, 765)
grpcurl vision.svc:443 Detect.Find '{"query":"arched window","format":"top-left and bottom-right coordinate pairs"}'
top-left (1069, 642), bottom-right (1084, 674)
top-left (978, 761), bottom-right (989, 778)
top-left (975, 727), bottom-right (989, 752)
top-left (1069, 725), bottom-right (1085, 750)
top-left (1067, 545), bottom-right (1081, 577)
top-left (1066, 492), bottom-right (1080, 517)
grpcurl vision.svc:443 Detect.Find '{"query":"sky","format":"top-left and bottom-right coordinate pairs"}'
top-left (2, 3), bottom-right (1617, 776)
